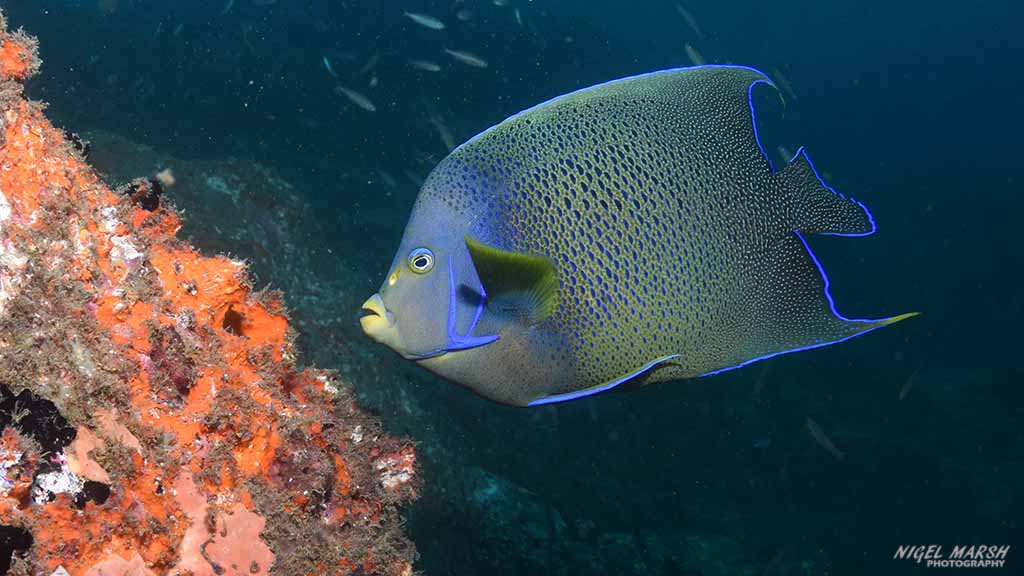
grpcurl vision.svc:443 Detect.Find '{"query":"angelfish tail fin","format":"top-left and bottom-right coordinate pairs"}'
top-left (776, 147), bottom-right (876, 237)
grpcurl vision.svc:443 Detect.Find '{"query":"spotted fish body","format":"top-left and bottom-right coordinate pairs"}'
top-left (361, 65), bottom-right (916, 406)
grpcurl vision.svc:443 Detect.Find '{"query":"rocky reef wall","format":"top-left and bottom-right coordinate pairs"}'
top-left (0, 13), bottom-right (417, 576)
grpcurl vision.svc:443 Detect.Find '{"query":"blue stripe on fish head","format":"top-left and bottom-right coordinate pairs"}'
top-left (364, 172), bottom-right (501, 361)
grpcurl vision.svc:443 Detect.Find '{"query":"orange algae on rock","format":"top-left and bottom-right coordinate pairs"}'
top-left (0, 20), bottom-right (36, 83)
top-left (0, 11), bottom-right (417, 576)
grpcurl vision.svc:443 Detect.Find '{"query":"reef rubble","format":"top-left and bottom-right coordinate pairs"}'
top-left (0, 12), bottom-right (417, 576)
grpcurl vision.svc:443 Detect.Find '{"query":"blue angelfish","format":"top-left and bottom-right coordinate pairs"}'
top-left (360, 65), bottom-right (917, 407)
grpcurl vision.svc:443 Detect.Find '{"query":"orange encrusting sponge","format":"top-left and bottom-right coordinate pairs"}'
top-left (0, 11), bottom-right (417, 576)
top-left (0, 38), bottom-right (32, 81)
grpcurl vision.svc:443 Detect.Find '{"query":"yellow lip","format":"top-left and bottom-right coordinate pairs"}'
top-left (359, 293), bottom-right (394, 339)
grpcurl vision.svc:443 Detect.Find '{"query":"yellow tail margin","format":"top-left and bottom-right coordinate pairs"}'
top-left (870, 311), bottom-right (921, 328)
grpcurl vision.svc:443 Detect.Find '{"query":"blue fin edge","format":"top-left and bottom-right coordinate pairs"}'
top-left (528, 354), bottom-right (681, 406)
top-left (788, 146), bottom-right (878, 237)
top-left (410, 256), bottom-right (499, 360)
top-left (747, 77), bottom-right (776, 172)
top-left (698, 231), bottom-right (897, 378)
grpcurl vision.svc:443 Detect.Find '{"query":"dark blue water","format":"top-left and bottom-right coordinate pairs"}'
top-left (5, 0), bottom-right (1020, 574)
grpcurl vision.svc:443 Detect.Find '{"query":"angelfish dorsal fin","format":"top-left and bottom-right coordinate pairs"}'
top-left (777, 147), bottom-right (876, 237)
top-left (464, 236), bottom-right (559, 324)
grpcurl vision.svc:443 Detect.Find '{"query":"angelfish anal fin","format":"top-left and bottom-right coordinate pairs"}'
top-left (464, 236), bottom-right (560, 325)
top-left (528, 354), bottom-right (681, 406)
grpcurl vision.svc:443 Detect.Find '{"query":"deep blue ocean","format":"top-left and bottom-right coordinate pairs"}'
top-left (3, 0), bottom-right (1020, 574)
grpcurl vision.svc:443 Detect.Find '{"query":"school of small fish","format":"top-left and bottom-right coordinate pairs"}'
top-left (319, 5), bottom-right (502, 127)
top-left (305, 1), bottom-right (777, 191)
top-left (141, 0), bottom-right (786, 142)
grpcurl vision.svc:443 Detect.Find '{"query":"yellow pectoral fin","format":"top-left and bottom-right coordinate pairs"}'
top-left (464, 236), bottom-right (560, 324)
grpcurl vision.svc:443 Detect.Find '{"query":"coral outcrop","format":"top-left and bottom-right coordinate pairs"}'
top-left (0, 12), bottom-right (416, 576)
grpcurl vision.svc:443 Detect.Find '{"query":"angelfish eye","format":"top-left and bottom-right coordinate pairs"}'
top-left (408, 247), bottom-right (435, 274)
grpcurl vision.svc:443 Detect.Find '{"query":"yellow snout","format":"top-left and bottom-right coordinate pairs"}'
top-left (359, 293), bottom-right (395, 341)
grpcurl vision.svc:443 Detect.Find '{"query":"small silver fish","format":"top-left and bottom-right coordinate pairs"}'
top-left (218, 0), bottom-right (235, 16)
top-left (428, 115), bottom-right (456, 151)
top-left (444, 48), bottom-right (488, 68)
top-left (899, 369), bottom-right (919, 400)
top-left (402, 168), bottom-right (424, 188)
top-left (404, 11), bottom-right (446, 31)
top-left (493, 0), bottom-right (510, 6)
top-left (334, 85), bottom-right (377, 112)
top-left (408, 59), bottom-right (442, 72)
top-left (359, 53), bottom-right (379, 75)
top-left (674, 3), bottom-right (704, 39)
top-left (375, 168), bottom-right (399, 189)
top-left (770, 66), bottom-right (799, 102)
top-left (456, 9), bottom-right (473, 21)
top-left (777, 145), bottom-right (794, 164)
top-left (806, 417), bottom-right (845, 460)
top-left (685, 43), bottom-right (704, 65)
top-left (323, 56), bottom-right (338, 77)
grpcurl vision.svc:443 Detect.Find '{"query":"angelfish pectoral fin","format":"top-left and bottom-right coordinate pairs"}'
top-left (528, 354), bottom-right (681, 406)
top-left (464, 236), bottom-right (560, 325)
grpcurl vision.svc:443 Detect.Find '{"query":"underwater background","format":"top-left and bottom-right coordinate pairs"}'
top-left (2, 0), bottom-right (1020, 574)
